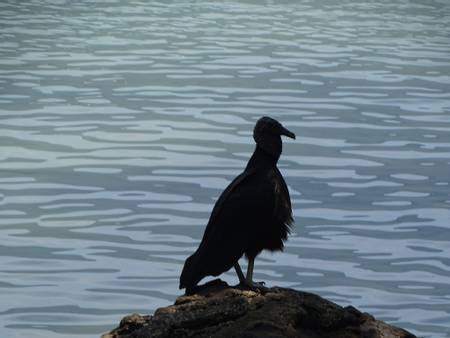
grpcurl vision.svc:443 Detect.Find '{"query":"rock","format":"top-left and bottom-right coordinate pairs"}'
top-left (102, 281), bottom-right (416, 338)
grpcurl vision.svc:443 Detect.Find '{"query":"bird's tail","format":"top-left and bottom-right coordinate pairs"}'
top-left (179, 252), bottom-right (199, 291)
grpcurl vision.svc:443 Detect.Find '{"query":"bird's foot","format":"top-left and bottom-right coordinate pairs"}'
top-left (239, 280), bottom-right (269, 293)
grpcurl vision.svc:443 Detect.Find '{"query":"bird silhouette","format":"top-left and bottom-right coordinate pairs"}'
top-left (180, 116), bottom-right (295, 293)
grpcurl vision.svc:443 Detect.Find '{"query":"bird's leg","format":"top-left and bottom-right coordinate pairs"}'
top-left (243, 257), bottom-right (268, 291)
top-left (246, 257), bottom-right (254, 284)
top-left (234, 262), bottom-right (246, 284)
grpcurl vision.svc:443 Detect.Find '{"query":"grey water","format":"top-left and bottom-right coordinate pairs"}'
top-left (0, 0), bottom-right (449, 337)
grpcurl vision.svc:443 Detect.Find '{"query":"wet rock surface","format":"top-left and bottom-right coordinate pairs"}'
top-left (102, 281), bottom-right (416, 338)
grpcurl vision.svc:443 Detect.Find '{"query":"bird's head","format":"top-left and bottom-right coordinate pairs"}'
top-left (253, 116), bottom-right (296, 156)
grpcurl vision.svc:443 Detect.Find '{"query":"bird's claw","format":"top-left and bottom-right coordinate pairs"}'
top-left (239, 280), bottom-right (268, 292)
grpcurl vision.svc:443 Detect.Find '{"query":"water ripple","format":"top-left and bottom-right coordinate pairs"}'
top-left (1, 0), bottom-right (449, 337)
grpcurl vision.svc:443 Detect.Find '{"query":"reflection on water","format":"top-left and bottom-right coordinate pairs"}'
top-left (1, 0), bottom-right (450, 337)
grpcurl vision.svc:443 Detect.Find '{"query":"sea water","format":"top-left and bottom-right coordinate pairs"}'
top-left (0, 1), bottom-right (449, 337)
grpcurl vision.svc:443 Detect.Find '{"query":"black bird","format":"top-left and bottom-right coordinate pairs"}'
top-left (179, 116), bottom-right (295, 293)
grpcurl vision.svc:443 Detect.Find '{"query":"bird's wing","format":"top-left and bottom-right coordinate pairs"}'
top-left (203, 169), bottom-right (256, 238)
top-left (188, 169), bottom-right (275, 279)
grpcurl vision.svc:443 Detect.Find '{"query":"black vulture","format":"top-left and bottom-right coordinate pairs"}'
top-left (179, 116), bottom-right (295, 293)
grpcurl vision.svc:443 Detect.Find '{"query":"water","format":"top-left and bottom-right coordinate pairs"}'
top-left (1, 0), bottom-right (449, 337)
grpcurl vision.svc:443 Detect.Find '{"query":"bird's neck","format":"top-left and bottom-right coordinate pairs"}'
top-left (246, 145), bottom-right (280, 170)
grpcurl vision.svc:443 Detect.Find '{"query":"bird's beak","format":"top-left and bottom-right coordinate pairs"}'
top-left (280, 126), bottom-right (296, 139)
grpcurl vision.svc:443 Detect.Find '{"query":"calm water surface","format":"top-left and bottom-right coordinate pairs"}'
top-left (1, 0), bottom-right (450, 337)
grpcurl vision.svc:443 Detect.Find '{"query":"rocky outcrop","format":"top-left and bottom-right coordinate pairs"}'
top-left (102, 280), bottom-right (416, 338)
